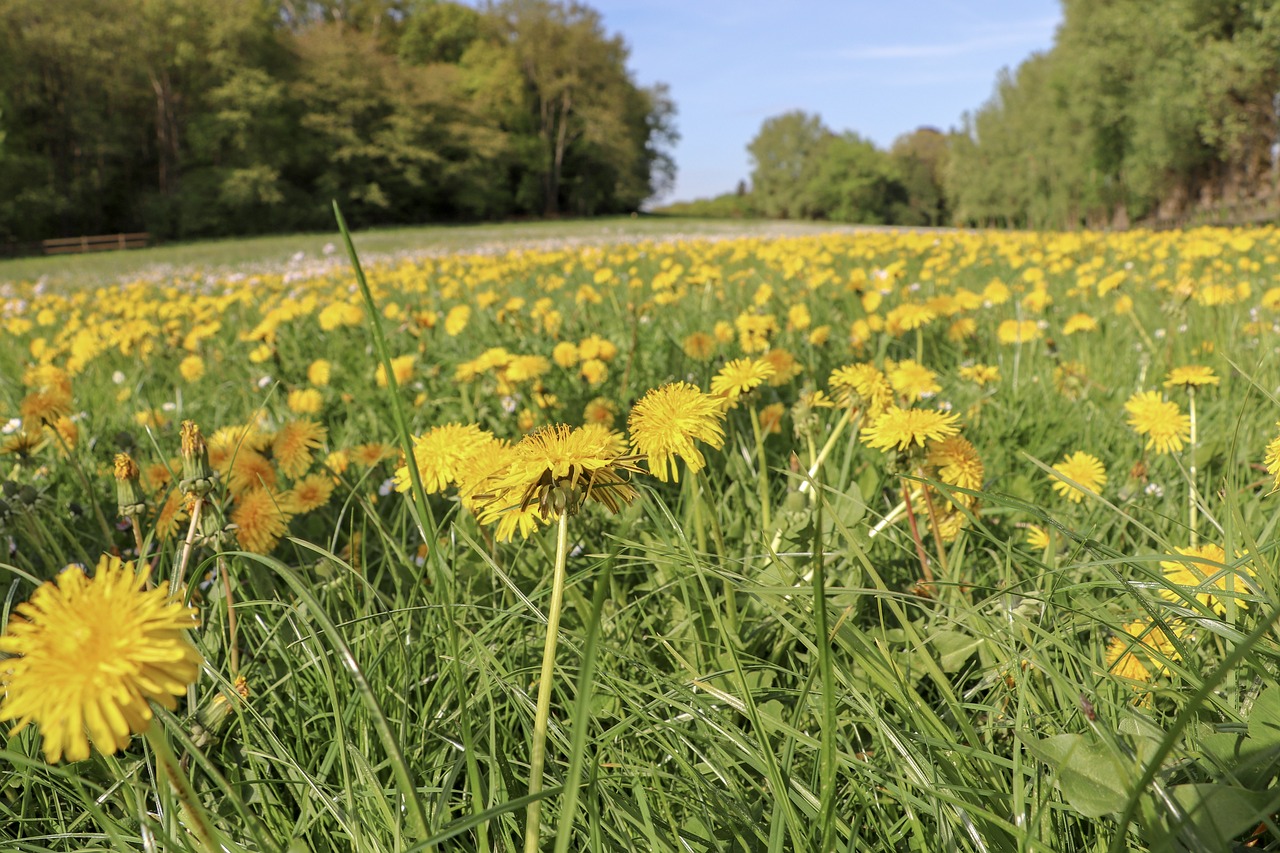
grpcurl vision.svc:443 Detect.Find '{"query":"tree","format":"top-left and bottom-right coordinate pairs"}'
top-left (747, 110), bottom-right (830, 219)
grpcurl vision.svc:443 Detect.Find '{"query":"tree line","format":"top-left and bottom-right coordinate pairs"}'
top-left (668, 0), bottom-right (1280, 231)
top-left (0, 0), bottom-right (676, 243)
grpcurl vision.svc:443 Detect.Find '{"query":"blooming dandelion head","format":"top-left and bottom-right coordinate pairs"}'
top-left (1159, 544), bottom-right (1254, 616)
top-left (1050, 451), bottom-right (1106, 503)
top-left (0, 555), bottom-right (201, 763)
top-left (1124, 391), bottom-right (1190, 455)
top-left (1163, 365), bottom-right (1219, 389)
top-left (628, 382), bottom-right (726, 482)
top-left (861, 406), bottom-right (961, 455)
top-left (710, 357), bottom-right (775, 406)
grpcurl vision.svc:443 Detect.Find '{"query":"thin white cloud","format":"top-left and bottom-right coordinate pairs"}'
top-left (836, 17), bottom-right (1058, 61)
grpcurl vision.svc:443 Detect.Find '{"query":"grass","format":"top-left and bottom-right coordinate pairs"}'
top-left (1, 223), bottom-right (1280, 851)
top-left (0, 216), bottom-right (858, 287)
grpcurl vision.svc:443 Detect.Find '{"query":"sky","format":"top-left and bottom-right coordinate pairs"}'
top-left (582, 0), bottom-right (1064, 202)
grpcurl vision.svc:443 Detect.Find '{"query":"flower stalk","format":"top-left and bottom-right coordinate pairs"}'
top-left (525, 509), bottom-right (571, 853)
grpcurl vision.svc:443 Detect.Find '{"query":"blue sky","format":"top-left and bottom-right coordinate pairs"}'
top-left (582, 1), bottom-right (1063, 202)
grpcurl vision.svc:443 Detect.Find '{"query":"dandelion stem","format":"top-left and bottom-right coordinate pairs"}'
top-left (901, 478), bottom-right (933, 586)
top-left (750, 404), bottom-right (771, 532)
top-left (130, 517), bottom-right (152, 589)
top-left (525, 509), bottom-right (570, 853)
top-left (798, 409), bottom-right (854, 497)
top-left (143, 724), bottom-right (220, 853)
top-left (920, 480), bottom-right (950, 577)
top-left (1188, 386), bottom-right (1199, 546)
top-left (175, 497), bottom-right (203, 592)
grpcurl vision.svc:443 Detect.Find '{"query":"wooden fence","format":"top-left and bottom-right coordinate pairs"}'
top-left (39, 233), bottom-right (150, 255)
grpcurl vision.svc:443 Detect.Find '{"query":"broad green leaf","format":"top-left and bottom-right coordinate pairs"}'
top-left (1024, 734), bottom-right (1131, 818)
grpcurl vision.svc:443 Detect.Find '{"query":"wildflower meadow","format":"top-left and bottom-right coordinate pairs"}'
top-left (3, 218), bottom-right (1280, 851)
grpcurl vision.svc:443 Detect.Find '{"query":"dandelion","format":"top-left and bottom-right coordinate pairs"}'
top-left (997, 319), bottom-right (1041, 344)
top-left (828, 363), bottom-right (893, 416)
top-left (308, 359), bottom-right (332, 386)
top-left (957, 364), bottom-right (1001, 386)
top-left (280, 473), bottom-right (335, 514)
top-left (861, 406), bottom-right (960, 453)
top-left (231, 488), bottom-right (292, 554)
top-left (1266, 424), bottom-right (1280, 493)
top-left (1106, 618), bottom-right (1181, 684)
top-left (375, 355), bottom-right (416, 388)
top-left (1025, 525), bottom-right (1051, 550)
top-left (583, 397), bottom-right (618, 427)
top-left (470, 424), bottom-right (639, 535)
top-left (394, 423), bottom-right (494, 495)
top-left (888, 359), bottom-right (941, 401)
top-left (711, 357), bottom-right (775, 404)
top-left (552, 341), bottom-right (580, 368)
top-left (178, 355), bottom-right (205, 383)
top-left (0, 555), bottom-right (201, 762)
top-left (927, 435), bottom-right (984, 495)
top-left (579, 358), bottom-right (609, 386)
top-left (287, 388), bottom-right (324, 415)
top-left (273, 420), bottom-right (327, 479)
top-left (1050, 451), bottom-right (1107, 503)
top-left (1164, 365), bottom-right (1219, 389)
top-left (1061, 313), bottom-right (1098, 336)
top-left (1125, 391), bottom-right (1191, 455)
top-left (1159, 544), bottom-right (1253, 616)
top-left (628, 382), bottom-right (726, 482)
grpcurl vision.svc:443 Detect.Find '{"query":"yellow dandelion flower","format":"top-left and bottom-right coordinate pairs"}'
top-left (1163, 365), bottom-right (1219, 389)
top-left (957, 364), bottom-right (1000, 386)
top-left (272, 419), bottom-right (327, 479)
top-left (888, 359), bottom-right (941, 401)
top-left (308, 359), bottom-right (332, 387)
top-left (628, 382), bottom-right (726, 482)
top-left (280, 473), bottom-right (335, 514)
top-left (1061, 313), bottom-right (1098, 336)
top-left (287, 388), bottom-right (324, 415)
top-left (828, 363), bottom-right (893, 416)
top-left (861, 406), bottom-right (961, 453)
top-left (710, 357), bottom-right (775, 403)
top-left (1105, 618), bottom-right (1181, 684)
top-left (761, 347), bottom-right (801, 386)
top-left (579, 334), bottom-right (618, 362)
top-left (351, 443), bottom-right (392, 468)
top-left (1159, 544), bottom-right (1253, 616)
top-left (583, 397), bottom-right (618, 428)
top-left (682, 331), bottom-right (716, 360)
top-left (580, 358), bottom-right (609, 386)
top-left (552, 341), bottom-right (581, 368)
top-left (0, 555), bottom-right (201, 763)
top-left (444, 305), bottom-right (471, 336)
top-left (1124, 391), bottom-right (1190, 455)
top-left (997, 319), bottom-right (1041, 344)
top-left (471, 424), bottom-right (640, 535)
top-left (375, 355), bottom-right (415, 388)
top-left (1266, 424), bottom-right (1280, 493)
top-left (155, 490), bottom-right (189, 541)
top-left (927, 435), bottom-right (984, 494)
top-left (178, 355), bottom-right (205, 383)
top-left (394, 424), bottom-right (494, 494)
top-left (231, 488), bottom-right (292, 554)
top-left (1050, 451), bottom-right (1106, 503)
top-left (1025, 525), bottom-right (1051, 550)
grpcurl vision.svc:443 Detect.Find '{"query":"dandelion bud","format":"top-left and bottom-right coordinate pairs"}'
top-left (113, 452), bottom-right (146, 518)
top-left (179, 420), bottom-right (215, 497)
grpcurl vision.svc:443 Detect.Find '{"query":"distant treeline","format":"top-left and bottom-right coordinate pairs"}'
top-left (656, 117), bottom-right (948, 228)
top-left (665, 0), bottom-right (1280, 231)
top-left (0, 0), bottom-right (676, 242)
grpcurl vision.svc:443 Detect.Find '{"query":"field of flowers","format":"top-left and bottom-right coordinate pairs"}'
top-left (2, 222), bottom-right (1280, 851)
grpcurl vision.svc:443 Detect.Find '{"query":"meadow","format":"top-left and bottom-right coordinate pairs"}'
top-left (1, 218), bottom-right (1280, 852)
